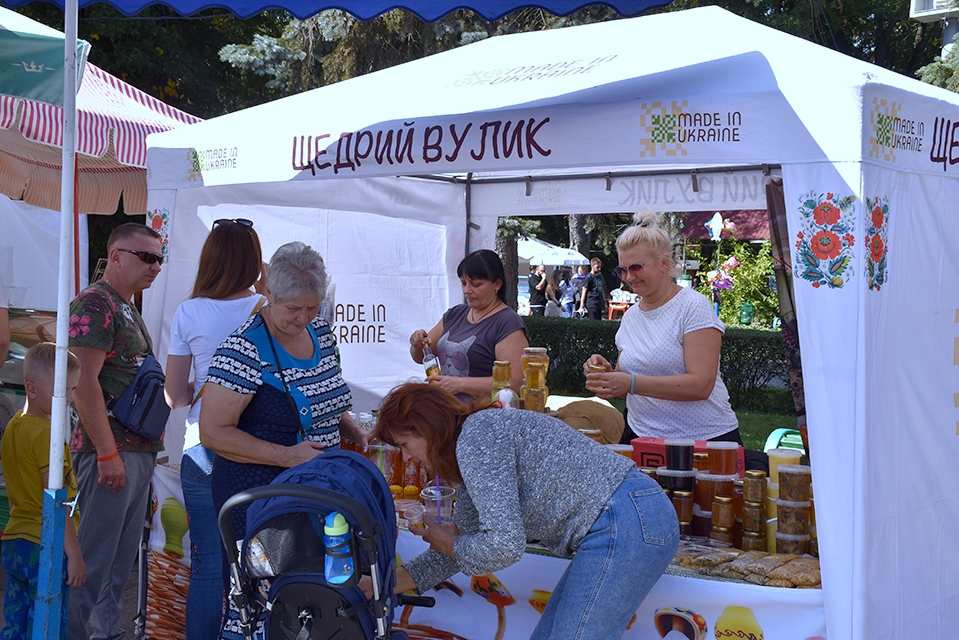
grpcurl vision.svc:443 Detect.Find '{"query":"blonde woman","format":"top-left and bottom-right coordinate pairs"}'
top-left (584, 211), bottom-right (741, 444)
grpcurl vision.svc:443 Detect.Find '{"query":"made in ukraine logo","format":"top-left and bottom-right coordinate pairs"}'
top-left (639, 101), bottom-right (742, 158)
top-left (868, 97), bottom-right (924, 163)
top-left (188, 146), bottom-right (239, 182)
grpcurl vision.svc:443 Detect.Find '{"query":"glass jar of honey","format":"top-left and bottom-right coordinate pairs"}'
top-left (743, 470), bottom-right (767, 503)
top-left (492, 360), bottom-right (511, 400)
top-left (672, 490), bottom-right (694, 524)
top-left (742, 531), bottom-right (766, 551)
top-left (711, 496), bottom-right (735, 529)
top-left (524, 362), bottom-right (547, 412)
top-left (693, 452), bottom-right (709, 472)
top-left (709, 526), bottom-right (733, 545)
top-left (742, 501), bottom-right (765, 533)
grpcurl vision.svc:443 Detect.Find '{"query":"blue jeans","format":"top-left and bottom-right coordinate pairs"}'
top-left (181, 445), bottom-right (224, 640)
top-left (563, 301), bottom-right (574, 317)
top-left (530, 469), bottom-right (678, 640)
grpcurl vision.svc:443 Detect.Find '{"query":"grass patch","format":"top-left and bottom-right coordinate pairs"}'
top-left (736, 411), bottom-right (800, 452)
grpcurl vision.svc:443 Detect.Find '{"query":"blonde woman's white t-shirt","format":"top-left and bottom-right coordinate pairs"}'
top-left (616, 287), bottom-right (738, 440)
top-left (168, 295), bottom-right (264, 449)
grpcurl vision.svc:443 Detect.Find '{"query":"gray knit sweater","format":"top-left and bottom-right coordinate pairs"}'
top-left (404, 408), bottom-right (634, 592)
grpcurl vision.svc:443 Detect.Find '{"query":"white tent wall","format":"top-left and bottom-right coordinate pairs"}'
top-left (0, 194), bottom-right (88, 310)
top-left (859, 165), bottom-right (959, 637)
top-left (142, 176), bottom-right (465, 463)
top-left (142, 8), bottom-right (959, 638)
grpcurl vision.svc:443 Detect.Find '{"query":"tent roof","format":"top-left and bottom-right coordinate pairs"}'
top-left (147, 6), bottom-right (959, 192)
top-left (1, 63), bottom-right (201, 213)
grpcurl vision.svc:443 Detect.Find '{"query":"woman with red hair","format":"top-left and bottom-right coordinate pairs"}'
top-left (371, 382), bottom-right (678, 640)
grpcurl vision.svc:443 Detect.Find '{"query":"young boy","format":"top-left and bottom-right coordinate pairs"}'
top-left (1, 342), bottom-right (86, 639)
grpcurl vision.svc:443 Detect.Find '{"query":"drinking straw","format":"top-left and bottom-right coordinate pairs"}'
top-left (435, 473), bottom-right (441, 524)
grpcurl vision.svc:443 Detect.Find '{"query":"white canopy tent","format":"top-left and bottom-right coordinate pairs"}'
top-left (146, 7), bottom-right (959, 638)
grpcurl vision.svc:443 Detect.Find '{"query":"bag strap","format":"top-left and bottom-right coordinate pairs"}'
top-left (263, 316), bottom-right (310, 442)
top-left (190, 295), bottom-right (268, 409)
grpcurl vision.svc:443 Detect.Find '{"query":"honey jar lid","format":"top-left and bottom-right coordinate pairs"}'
top-left (673, 490), bottom-right (693, 497)
top-left (710, 526), bottom-right (730, 532)
top-left (745, 470), bottom-right (768, 479)
top-left (706, 440), bottom-right (739, 450)
top-left (777, 464), bottom-right (812, 475)
top-left (493, 360), bottom-right (510, 366)
top-left (524, 347), bottom-right (547, 353)
top-left (743, 531), bottom-right (763, 539)
top-left (693, 452), bottom-right (708, 460)
top-left (713, 496), bottom-right (734, 504)
top-left (743, 500), bottom-right (764, 507)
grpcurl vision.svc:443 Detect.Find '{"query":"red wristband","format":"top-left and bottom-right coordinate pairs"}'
top-left (97, 450), bottom-right (119, 462)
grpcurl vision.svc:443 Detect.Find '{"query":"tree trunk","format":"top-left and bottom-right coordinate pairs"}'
top-left (496, 232), bottom-right (519, 310)
top-left (569, 214), bottom-right (590, 257)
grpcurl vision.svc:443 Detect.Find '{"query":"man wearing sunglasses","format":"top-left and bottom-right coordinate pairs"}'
top-left (67, 223), bottom-right (165, 640)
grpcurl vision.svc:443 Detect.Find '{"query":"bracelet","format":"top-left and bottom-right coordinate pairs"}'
top-left (97, 450), bottom-right (119, 462)
top-left (630, 374), bottom-right (636, 395)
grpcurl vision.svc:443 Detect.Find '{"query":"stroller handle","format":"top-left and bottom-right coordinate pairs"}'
top-left (218, 483), bottom-right (380, 565)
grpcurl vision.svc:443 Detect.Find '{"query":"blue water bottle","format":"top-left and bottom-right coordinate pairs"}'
top-left (324, 511), bottom-right (354, 584)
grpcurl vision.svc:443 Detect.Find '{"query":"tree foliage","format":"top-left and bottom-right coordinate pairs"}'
top-left (687, 239), bottom-right (779, 327)
top-left (12, 4), bottom-right (286, 118)
top-left (919, 32), bottom-right (959, 92)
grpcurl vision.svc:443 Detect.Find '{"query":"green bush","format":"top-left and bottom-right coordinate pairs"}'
top-left (522, 317), bottom-right (790, 413)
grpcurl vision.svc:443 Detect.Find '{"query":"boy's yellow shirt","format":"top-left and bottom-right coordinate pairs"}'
top-left (1, 410), bottom-right (80, 543)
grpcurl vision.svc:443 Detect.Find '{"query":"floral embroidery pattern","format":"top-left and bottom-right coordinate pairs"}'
top-left (149, 208), bottom-right (171, 259)
top-left (795, 191), bottom-right (857, 289)
top-left (865, 196), bottom-right (889, 291)
top-left (68, 314), bottom-right (90, 337)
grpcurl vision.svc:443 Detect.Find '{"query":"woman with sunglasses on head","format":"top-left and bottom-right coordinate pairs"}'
top-left (583, 211), bottom-right (742, 444)
top-left (409, 249), bottom-right (529, 400)
top-left (163, 218), bottom-right (268, 639)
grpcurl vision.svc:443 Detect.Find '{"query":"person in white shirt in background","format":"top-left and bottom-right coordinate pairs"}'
top-left (163, 218), bottom-right (267, 640)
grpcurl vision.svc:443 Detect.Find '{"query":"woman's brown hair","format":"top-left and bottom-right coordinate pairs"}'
top-left (374, 383), bottom-right (494, 483)
top-left (192, 222), bottom-right (262, 300)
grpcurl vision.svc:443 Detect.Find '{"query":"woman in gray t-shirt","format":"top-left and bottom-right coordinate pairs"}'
top-left (367, 383), bottom-right (678, 640)
top-left (409, 250), bottom-right (529, 399)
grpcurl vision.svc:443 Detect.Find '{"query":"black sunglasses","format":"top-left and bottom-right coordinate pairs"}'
top-left (118, 248), bottom-right (163, 266)
top-left (213, 218), bottom-right (254, 229)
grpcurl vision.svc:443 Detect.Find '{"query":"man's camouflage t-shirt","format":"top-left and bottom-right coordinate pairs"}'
top-left (68, 280), bottom-right (163, 453)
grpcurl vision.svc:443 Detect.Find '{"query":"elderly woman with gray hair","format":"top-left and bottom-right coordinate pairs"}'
top-left (201, 242), bottom-right (368, 566)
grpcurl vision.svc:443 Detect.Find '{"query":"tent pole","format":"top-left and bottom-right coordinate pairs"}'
top-left (465, 171), bottom-right (473, 257)
top-left (35, 1), bottom-right (77, 637)
top-left (74, 159), bottom-right (80, 296)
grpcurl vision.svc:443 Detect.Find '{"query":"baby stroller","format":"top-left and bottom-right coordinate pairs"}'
top-left (218, 450), bottom-right (433, 640)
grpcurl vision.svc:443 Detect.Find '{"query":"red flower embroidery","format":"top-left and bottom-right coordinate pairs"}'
top-left (813, 202), bottom-right (841, 226)
top-left (871, 206), bottom-right (883, 230)
top-left (812, 281), bottom-right (821, 288)
top-left (843, 233), bottom-right (855, 247)
top-left (69, 314), bottom-right (91, 338)
top-left (810, 230), bottom-right (841, 260)
top-left (826, 192), bottom-right (834, 200)
top-left (869, 234), bottom-right (885, 263)
top-left (151, 215), bottom-right (163, 231)
top-left (797, 231), bottom-right (804, 239)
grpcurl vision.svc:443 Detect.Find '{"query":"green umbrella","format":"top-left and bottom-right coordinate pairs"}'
top-left (0, 6), bottom-right (89, 105)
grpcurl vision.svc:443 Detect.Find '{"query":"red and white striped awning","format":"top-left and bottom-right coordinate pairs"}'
top-left (0, 63), bottom-right (201, 214)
